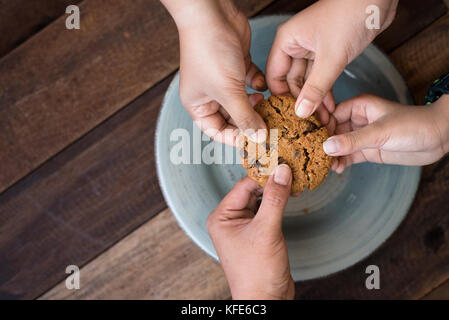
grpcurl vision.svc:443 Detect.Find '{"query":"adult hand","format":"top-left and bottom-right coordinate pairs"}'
top-left (266, 0), bottom-right (398, 127)
top-left (162, 0), bottom-right (268, 145)
top-left (207, 165), bottom-right (295, 300)
top-left (324, 94), bottom-right (449, 173)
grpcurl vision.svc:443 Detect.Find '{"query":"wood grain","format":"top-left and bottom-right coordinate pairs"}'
top-left (0, 0), bottom-right (272, 195)
top-left (423, 279), bottom-right (449, 299)
top-left (40, 209), bottom-right (230, 300)
top-left (390, 14), bottom-right (449, 104)
top-left (0, 75), bottom-right (173, 300)
top-left (374, 0), bottom-right (447, 52)
top-left (0, 0), bottom-right (81, 58)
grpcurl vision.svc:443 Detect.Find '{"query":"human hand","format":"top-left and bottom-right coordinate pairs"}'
top-left (266, 0), bottom-right (398, 127)
top-left (162, 0), bottom-right (268, 145)
top-left (323, 94), bottom-right (449, 173)
top-left (207, 165), bottom-right (295, 300)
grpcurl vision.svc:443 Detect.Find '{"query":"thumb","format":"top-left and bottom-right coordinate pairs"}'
top-left (255, 164), bottom-right (292, 231)
top-left (220, 91), bottom-right (267, 143)
top-left (323, 122), bottom-right (388, 156)
top-left (295, 54), bottom-right (346, 118)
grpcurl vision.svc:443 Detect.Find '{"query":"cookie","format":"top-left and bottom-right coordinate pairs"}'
top-left (239, 95), bottom-right (332, 194)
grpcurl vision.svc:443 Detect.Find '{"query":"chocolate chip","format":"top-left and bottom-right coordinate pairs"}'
top-left (294, 150), bottom-right (300, 158)
top-left (240, 149), bottom-right (248, 159)
top-left (278, 157), bottom-right (285, 164)
top-left (304, 121), bottom-right (318, 134)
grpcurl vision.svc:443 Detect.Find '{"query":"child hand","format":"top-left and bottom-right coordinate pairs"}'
top-left (324, 94), bottom-right (449, 173)
top-left (207, 165), bottom-right (295, 300)
top-left (266, 0), bottom-right (398, 121)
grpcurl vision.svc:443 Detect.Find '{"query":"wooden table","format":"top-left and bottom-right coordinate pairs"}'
top-left (1, 0), bottom-right (449, 300)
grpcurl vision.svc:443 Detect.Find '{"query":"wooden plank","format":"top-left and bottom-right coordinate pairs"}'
top-left (390, 14), bottom-right (449, 104)
top-left (374, 0), bottom-right (447, 52)
top-left (422, 279), bottom-right (449, 300)
top-left (0, 0), bottom-right (272, 195)
top-left (0, 75), bottom-right (171, 300)
top-left (39, 209), bottom-right (230, 300)
top-left (0, 0), bottom-right (81, 58)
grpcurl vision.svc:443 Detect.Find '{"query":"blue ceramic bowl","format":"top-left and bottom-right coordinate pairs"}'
top-left (156, 15), bottom-right (420, 280)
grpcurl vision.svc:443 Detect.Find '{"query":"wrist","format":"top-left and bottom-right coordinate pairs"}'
top-left (161, 0), bottom-right (233, 31)
top-left (231, 278), bottom-right (295, 300)
top-left (358, 0), bottom-right (398, 37)
top-left (431, 95), bottom-right (449, 155)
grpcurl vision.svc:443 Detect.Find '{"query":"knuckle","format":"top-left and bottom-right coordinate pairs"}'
top-left (287, 75), bottom-right (304, 88)
top-left (304, 82), bottom-right (327, 99)
top-left (344, 133), bottom-right (359, 151)
top-left (206, 213), bottom-right (217, 232)
top-left (276, 22), bottom-right (286, 35)
top-left (236, 112), bottom-right (256, 130)
top-left (356, 93), bottom-right (379, 106)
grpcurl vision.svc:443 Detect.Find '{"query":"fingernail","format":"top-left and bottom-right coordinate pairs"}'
top-left (274, 164), bottom-right (291, 186)
top-left (323, 138), bottom-right (340, 154)
top-left (249, 129), bottom-right (267, 143)
top-left (295, 99), bottom-right (314, 118)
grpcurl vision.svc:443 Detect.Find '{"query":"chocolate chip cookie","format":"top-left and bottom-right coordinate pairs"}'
top-left (239, 95), bottom-right (332, 194)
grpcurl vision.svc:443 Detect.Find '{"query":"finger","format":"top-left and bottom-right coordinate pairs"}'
top-left (331, 158), bottom-right (339, 171)
top-left (219, 88), bottom-right (267, 143)
top-left (326, 115), bottom-right (337, 136)
top-left (286, 58), bottom-right (307, 97)
top-left (323, 91), bottom-right (336, 113)
top-left (248, 188), bottom-right (263, 212)
top-left (335, 152), bottom-right (369, 173)
top-left (335, 121), bottom-right (353, 135)
top-left (323, 122), bottom-right (388, 156)
top-left (254, 164), bottom-right (292, 232)
top-left (191, 101), bottom-right (238, 146)
top-left (266, 38), bottom-right (292, 95)
top-left (316, 104), bottom-right (330, 126)
top-left (248, 92), bottom-right (264, 106)
top-left (333, 94), bottom-right (390, 126)
top-left (216, 177), bottom-right (260, 219)
top-left (220, 93), bottom-right (264, 128)
top-left (246, 61), bottom-right (267, 91)
top-left (295, 53), bottom-right (346, 118)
